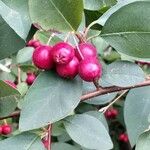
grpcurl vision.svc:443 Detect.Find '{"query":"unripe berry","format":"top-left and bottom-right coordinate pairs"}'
top-left (4, 80), bottom-right (17, 89)
top-left (2, 125), bottom-right (12, 135)
top-left (52, 42), bottom-right (75, 64)
top-left (42, 139), bottom-right (49, 149)
top-left (27, 39), bottom-right (41, 48)
top-left (56, 56), bottom-right (79, 78)
top-left (78, 58), bottom-right (102, 82)
top-left (26, 73), bottom-right (36, 85)
top-left (32, 45), bottom-right (53, 70)
top-left (0, 126), bottom-right (2, 134)
top-left (76, 43), bottom-right (97, 60)
top-left (119, 133), bottom-right (128, 142)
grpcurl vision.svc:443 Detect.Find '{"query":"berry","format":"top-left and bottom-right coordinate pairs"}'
top-left (42, 139), bottom-right (49, 148)
top-left (4, 80), bottom-right (17, 89)
top-left (56, 56), bottom-right (79, 78)
top-left (52, 42), bottom-right (75, 64)
top-left (104, 108), bottom-right (118, 119)
top-left (2, 125), bottom-right (12, 135)
top-left (27, 39), bottom-right (41, 48)
top-left (78, 58), bottom-right (102, 82)
top-left (26, 73), bottom-right (36, 85)
top-left (32, 45), bottom-right (53, 70)
top-left (119, 133), bottom-right (128, 142)
top-left (0, 126), bottom-right (2, 134)
top-left (111, 108), bottom-right (119, 118)
top-left (76, 43), bottom-right (97, 60)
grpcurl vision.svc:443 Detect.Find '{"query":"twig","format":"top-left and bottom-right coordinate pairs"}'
top-left (47, 124), bottom-right (52, 150)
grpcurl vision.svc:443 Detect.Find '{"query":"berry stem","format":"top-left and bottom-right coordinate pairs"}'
top-left (3, 119), bottom-right (7, 125)
top-left (47, 124), bottom-right (52, 150)
top-left (17, 66), bottom-right (21, 84)
top-left (47, 33), bottom-right (55, 45)
top-left (64, 32), bottom-right (71, 42)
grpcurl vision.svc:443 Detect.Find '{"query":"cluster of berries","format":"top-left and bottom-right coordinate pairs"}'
top-left (28, 39), bottom-right (102, 82)
top-left (0, 124), bottom-right (12, 135)
top-left (104, 108), bottom-right (118, 119)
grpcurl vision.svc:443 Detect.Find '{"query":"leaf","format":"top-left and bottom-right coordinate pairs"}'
top-left (17, 47), bottom-right (34, 64)
top-left (64, 114), bottom-right (113, 150)
top-left (124, 86), bottom-right (150, 146)
top-left (102, 61), bottom-right (145, 87)
top-left (29, 0), bottom-right (83, 32)
top-left (0, 16), bottom-right (25, 60)
top-left (136, 130), bottom-right (150, 150)
top-left (83, 0), bottom-right (103, 10)
top-left (100, 1), bottom-right (150, 58)
top-left (19, 71), bottom-right (82, 131)
top-left (0, 132), bottom-right (45, 150)
top-left (52, 142), bottom-right (80, 150)
top-left (0, 80), bottom-right (20, 117)
top-left (0, 0), bottom-right (31, 39)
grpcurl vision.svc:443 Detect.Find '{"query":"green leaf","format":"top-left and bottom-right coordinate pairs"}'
top-left (136, 130), bottom-right (150, 150)
top-left (29, 0), bottom-right (83, 32)
top-left (52, 121), bottom-right (65, 136)
top-left (83, 0), bottom-right (103, 10)
top-left (102, 61), bottom-right (145, 87)
top-left (17, 82), bottom-right (28, 96)
top-left (52, 143), bottom-right (80, 150)
top-left (101, 1), bottom-right (150, 58)
top-left (19, 71), bottom-right (82, 131)
top-left (0, 16), bottom-right (25, 60)
top-left (124, 86), bottom-right (150, 146)
top-left (17, 47), bottom-right (34, 64)
top-left (0, 80), bottom-right (20, 117)
top-left (0, 132), bottom-right (45, 150)
top-left (0, 0), bottom-right (31, 39)
top-left (64, 114), bottom-right (113, 150)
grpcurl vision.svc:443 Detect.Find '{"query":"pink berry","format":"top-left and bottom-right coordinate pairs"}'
top-left (26, 73), bottom-right (36, 85)
top-left (0, 126), bottom-right (2, 134)
top-left (52, 42), bottom-right (75, 64)
top-left (42, 139), bottom-right (49, 148)
top-left (78, 58), bottom-right (102, 82)
top-left (32, 45), bottom-right (54, 70)
top-left (111, 109), bottom-right (119, 118)
top-left (119, 133), bottom-right (128, 142)
top-left (76, 43), bottom-right (97, 60)
top-left (104, 110), bottom-right (112, 119)
top-left (4, 80), bottom-right (17, 89)
top-left (2, 125), bottom-right (12, 135)
top-left (27, 40), bottom-right (41, 48)
top-left (56, 56), bottom-right (79, 79)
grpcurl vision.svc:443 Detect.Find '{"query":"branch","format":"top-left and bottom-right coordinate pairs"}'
top-left (1, 80), bottom-right (150, 120)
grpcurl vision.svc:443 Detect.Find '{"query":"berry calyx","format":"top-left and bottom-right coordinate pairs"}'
top-left (104, 108), bottom-right (118, 119)
top-left (0, 126), bottom-right (2, 135)
top-left (56, 56), bottom-right (79, 78)
top-left (2, 125), bottom-right (12, 135)
top-left (32, 45), bottom-right (54, 70)
top-left (52, 42), bottom-right (75, 65)
top-left (76, 43), bottom-right (97, 60)
top-left (119, 133), bottom-right (128, 142)
top-left (4, 80), bottom-right (17, 89)
top-left (78, 58), bottom-right (102, 82)
top-left (26, 73), bottom-right (36, 85)
top-left (27, 39), bottom-right (41, 48)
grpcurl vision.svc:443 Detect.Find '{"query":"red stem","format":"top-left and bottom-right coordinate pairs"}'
top-left (47, 124), bottom-right (52, 150)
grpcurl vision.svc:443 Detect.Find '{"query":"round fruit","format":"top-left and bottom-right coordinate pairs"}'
top-left (5, 80), bottom-right (17, 89)
top-left (52, 42), bottom-right (75, 64)
top-left (32, 45), bottom-right (53, 70)
top-left (104, 110), bottom-right (112, 119)
top-left (0, 126), bottom-right (2, 134)
top-left (2, 125), bottom-right (12, 135)
top-left (56, 56), bottom-right (79, 78)
top-left (105, 108), bottom-right (118, 119)
top-left (26, 73), bottom-right (36, 85)
top-left (119, 133), bottom-right (128, 142)
top-left (76, 43), bottom-right (97, 60)
top-left (78, 58), bottom-right (102, 82)
top-left (111, 108), bottom-right (119, 118)
top-left (27, 40), bottom-right (41, 48)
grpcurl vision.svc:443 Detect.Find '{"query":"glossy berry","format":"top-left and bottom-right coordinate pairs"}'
top-left (26, 73), bottom-right (36, 85)
top-left (32, 45), bottom-right (53, 70)
top-left (42, 139), bottom-right (49, 149)
top-left (78, 58), bottom-right (102, 82)
top-left (27, 39), bottom-right (41, 48)
top-left (76, 43), bottom-right (97, 60)
top-left (119, 133), bottom-right (128, 142)
top-left (56, 56), bottom-right (79, 78)
top-left (105, 108), bottom-right (118, 119)
top-left (2, 125), bottom-right (12, 135)
top-left (0, 126), bottom-right (2, 134)
top-left (4, 80), bottom-right (17, 89)
top-left (52, 42), bottom-right (75, 64)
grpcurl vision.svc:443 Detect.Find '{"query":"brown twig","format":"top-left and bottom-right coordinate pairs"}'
top-left (1, 80), bottom-right (150, 120)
